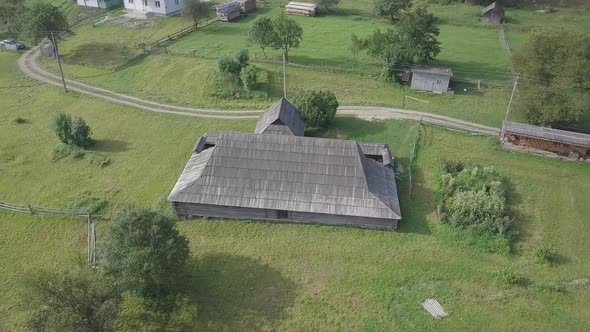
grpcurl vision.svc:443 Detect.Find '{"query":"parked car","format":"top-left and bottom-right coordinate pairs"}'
top-left (0, 39), bottom-right (26, 50)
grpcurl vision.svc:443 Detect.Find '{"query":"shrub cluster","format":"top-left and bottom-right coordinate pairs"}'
top-left (291, 90), bottom-right (339, 129)
top-left (212, 50), bottom-right (266, 99)
top-left (53, 113), bottom-right (92, 148)
top-left (437, 161), bottom-right (512, 237)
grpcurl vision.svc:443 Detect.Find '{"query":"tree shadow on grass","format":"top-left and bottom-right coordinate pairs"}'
top-left (185, 254), bottom-right (298, 330)
top-left (64, 43), bottom-right (136, 67)
top-left (92, 139), bottom-right (129, 153)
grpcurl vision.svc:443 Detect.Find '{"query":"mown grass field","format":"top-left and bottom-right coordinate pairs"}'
top-left (2, 49), bottom-right (590, 330)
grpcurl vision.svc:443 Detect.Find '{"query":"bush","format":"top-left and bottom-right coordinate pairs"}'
top-left (240, 65), bottom-right (258, 91)
top-left (495, 267), bottom-right (520, 287)
top-left (53, 113), bottom-right (92, 148)
top-left (218, 49), bottom-right (250, 77)
top-left (437, 163), bottom-right (512, 238)
top-left (13, 117), bottom-right (29, 124)
top-left (534, 247), bottom-right (555, 265)
top-left (70, 117), bottom-right (92, 148)
top-left (291, 90), bottom-right (339, 129)
top-left (236, 49), bottom-right (249, 68)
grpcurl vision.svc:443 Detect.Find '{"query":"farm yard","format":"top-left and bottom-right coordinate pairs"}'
top-left (1, 0), bottom-right (590, 329)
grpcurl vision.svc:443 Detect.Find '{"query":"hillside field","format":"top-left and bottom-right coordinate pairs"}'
top-left (1, 50), bottom-right (590, 330)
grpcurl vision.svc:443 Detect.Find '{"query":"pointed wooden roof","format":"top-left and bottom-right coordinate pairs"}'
top-left (255, 98), bottom-right (305, 136)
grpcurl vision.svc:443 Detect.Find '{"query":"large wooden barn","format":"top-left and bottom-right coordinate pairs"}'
top-left (169, 98), bottom-right (402, 230)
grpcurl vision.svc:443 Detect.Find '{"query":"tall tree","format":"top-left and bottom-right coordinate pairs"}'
top-left (360, 7), bottom-right (440, 81)
top-left (271, 13), bottom-right (303, 62)
top-left (314, 0), bottom-right (340, 13)
top-left (182, 0), bottom-right (209, 29)
top-left (101, 208), bottom-right (190, 298)
top-left (248, 17), bottom-right (275, 58)
top-left (373, 0), bottom-right (411, 21)
top-left (24, 268), bottom-right (120, 332)
top-left (19, 2), bottom-right (68, 44)
top-left (514, 31), bottom-right (590, 126)
top-left (292, 90), bottom-right (339, 129)
top-left (0, 0), bottom-right (24, 32)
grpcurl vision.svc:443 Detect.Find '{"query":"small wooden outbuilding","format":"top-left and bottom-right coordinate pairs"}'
top-left (501, 121), bottom-right (590, 161)
top-left (286, 2), bottom-right (317, 16)
top-left (216, 2), bottom-right (242, 21)
top-left (482, 2), bottom-right (505, 24)
top-left (410, 66), bottom-right (453, 95)
top-left (169, 98), bottom-right (402, 230)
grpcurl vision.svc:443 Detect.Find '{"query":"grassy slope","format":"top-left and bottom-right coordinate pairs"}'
top-left (2, 50), bottom-right (590, 330)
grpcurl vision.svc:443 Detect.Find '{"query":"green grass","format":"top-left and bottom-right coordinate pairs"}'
top-left (2, 49), bottom-right (590, 330)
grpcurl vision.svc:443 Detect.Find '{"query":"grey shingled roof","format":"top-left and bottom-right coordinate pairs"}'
top-left (482, 2), bottom-right (504, 15)
top-left (169, 132), bottom-right (401, 220)
top-left (412, 65), bottom-right (453, 77)
top-left (503, 121), bottom-right (590, 148)
top-left (255, 98), bottom-right (305, 136)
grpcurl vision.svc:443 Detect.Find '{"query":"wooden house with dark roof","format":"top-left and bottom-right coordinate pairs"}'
top-left (481, 2), bottom-right (505, 24)
top-left (169, 98), bottom-right (402, 230)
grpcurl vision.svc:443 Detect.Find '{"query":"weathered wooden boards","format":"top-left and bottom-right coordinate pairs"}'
top-left (422, 299), bottom-right (448, 319)
top-left (286, 1), bottom-right (317, 16)
top-left (237, 0), bottom-right (256, 13)
top-left (216, 2), bottom-right (242, 21)
top-left (216, 0), bottom-right (255, 21)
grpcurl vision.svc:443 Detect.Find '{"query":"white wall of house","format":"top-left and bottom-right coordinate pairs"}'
top-left (77, 0), bottom-right (100, 8)
top-left (124, 0), bottom-right (184, 16)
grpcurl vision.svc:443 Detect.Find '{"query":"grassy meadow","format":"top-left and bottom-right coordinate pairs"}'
top-left (2, 48), bottom-right (590, 330)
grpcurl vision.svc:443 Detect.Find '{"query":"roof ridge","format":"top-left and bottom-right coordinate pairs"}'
top-left (168, 147), bottom-right (216, 200)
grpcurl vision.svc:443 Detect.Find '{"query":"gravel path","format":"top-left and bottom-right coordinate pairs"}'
top-left (18, 46), bottom-right (500, 136)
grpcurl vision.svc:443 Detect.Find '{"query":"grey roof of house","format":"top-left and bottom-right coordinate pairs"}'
top-left (482, 2), bottom-right (504, 15)
top-left (255, 98), bottom-right (305, 136)
top-left (503, 121), bottom-right (590, 148)
top-left (169, 132), bottom-right (401, 220)
top-left (411, 66), bottom-right (453, 77)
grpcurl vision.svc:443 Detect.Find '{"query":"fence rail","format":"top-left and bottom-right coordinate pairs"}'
top-left (0, 200), bottom-right (96, 267)
top-left (148, 18), bottom-right (217, 50)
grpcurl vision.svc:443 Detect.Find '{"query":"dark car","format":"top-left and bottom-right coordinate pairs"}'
top-left (0, 39), bottom-right (26, 50)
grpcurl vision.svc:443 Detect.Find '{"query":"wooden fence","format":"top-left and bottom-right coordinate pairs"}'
top-left (0, 201), bottom-right (96, 267)
top-left (148, 18), bottom-right (217, 50)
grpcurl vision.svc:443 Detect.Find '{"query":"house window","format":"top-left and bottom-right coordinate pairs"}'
top-left (128, 0), bottom-right (133, 3)
top-left (175, 0), bottom-right (179, 4)
top-left (155, 0), bottom-right (161, 7)
top-left (436, 79), bottom-right (441, 84)
top-left (143, 0), bottom-right (147, 5)
top-left (276, 210), bottom-right (289, 219)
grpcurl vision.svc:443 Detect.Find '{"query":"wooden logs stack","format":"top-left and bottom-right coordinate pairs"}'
top-left (216, 2), bottom-right (242, 22)
top-left (237, 0), bottom-right (256, 13)
top-left (285, 2), bottom-right (317, 16)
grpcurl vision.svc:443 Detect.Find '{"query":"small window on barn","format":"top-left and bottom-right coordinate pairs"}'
top-left (128, 0), bottom-right (133, 3)
top-left (276, 210), bottom-right (289, 219)
top-left (155, 0), bottom-right (160, 7)
top-left (436, 79), bottom-right (441, 84)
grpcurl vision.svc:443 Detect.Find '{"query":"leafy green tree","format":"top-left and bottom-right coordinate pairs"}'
top-left (271, 13), bottom-right (303, 62)
top-left (183, 0), bottom-right (209, 28)
top-left (218, 55), bottom-right (242, 76)
top-left (101, 208), bottom-right (190, 298)
top-left (0, 0), bottom-right (24, 32)
top-left (53, 112), bottom-right (72, 145)
top-left (314, 0), bottom-right (340, 13)
top-left (116, 293), bottom-right (198, 332)
top-left (19, 2), bottom-right (68, 44)
top-left (236, 49), bottom-right (249, 68)
top-left (24, 268), bottom-right (120, 332)
top-left (240, 65), bottom-right (258, 91)
top-left (514, 31), bottom-right (590, 126)
top-left (374, 0), bottom-right (411, 21)
top-left (248, 17), bottom-right (275, 58)
top-left (360, 7), bottom-right (440, 81)
top-left (292, 90), bottom-right (339, 129)
top-left (71, 117), bottom-right (92, 148)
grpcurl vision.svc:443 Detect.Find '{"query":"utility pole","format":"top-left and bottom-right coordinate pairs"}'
top-left (51, 31), bottom-right (68, 93)
top-left (500, 74), bottom-right (519, 142)
top-left (282, 48), bottom-right (287, 99)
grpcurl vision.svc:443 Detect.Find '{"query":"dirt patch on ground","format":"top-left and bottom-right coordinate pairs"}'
top-left (125, 21), bottom-right (163, 29)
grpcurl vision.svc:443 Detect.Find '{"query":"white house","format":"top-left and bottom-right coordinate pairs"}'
top-left (124, 0), bottom-right (185, 16)
top-left (76, 0), bottom-right (121, 9)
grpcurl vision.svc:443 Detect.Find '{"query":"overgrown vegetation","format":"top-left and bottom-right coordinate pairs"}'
top-left (494, 267), bottom-right (521, 288)
top-left (211, 49), bottom-right (268, 99)
top-left (514, 31), bottom-right (590, 127)
top-left (534, 246), bottom-right (555, 265)
top-left (437, 161), bottom-right (512, 252)
top-left (292, 90), bottom-right (339, 129)
top-left (53, 112), bottom-right (92, 148)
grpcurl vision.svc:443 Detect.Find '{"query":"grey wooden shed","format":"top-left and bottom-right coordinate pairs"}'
top-left (482, 2), bottom-right (505, 24)
top-left (410, 66), bottom-right (453, 94)
top-left (169, 98), bottom-right (402, 230)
